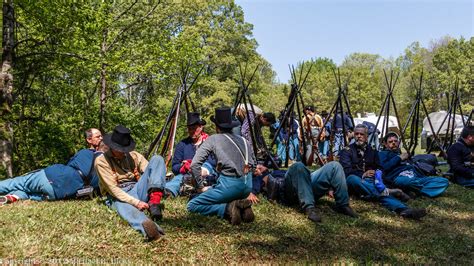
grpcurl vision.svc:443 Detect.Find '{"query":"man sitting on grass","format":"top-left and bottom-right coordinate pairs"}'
top-left (339, 124), bottom-right (427, 220)
top-left (249, 161), bottom-right (358, 223)
top-left (447, 125), bottom-right (474, 188)
top-left (167, 112), bottom-right (217, 197)
top-left (187, 107), bottom-right (256, 225)
top-left (379, 132), bottom-right (449, 197)
top-left (95, 125), bottom-right (167, 241)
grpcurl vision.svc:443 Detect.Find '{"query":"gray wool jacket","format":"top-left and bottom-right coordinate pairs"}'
top-left (190, 133), bottom-right (256, 188)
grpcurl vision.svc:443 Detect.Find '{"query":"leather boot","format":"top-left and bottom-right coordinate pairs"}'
top-left (399, 208), bottom-right (427, 220)
top-left (236, 199), bottom-right (254, 223)
top-left (225, 200), bottom-right (242, 225)
top-left (149, 203), bottom-right (165, 221)
top-left (333, 205), bottom-right (358, 218)
top-left (305, 207), bottom-right (322, 223)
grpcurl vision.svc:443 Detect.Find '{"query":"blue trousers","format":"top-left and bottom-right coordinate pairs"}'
top-left (318, 140), bottom-right (329, 158)
top-left (346, 175), bottom-right (407, 212)
top-left (0, 169), bottom-right (56, 201)
top-left (106, 155), bottom-right (166, 236)
top-left (165, 162), bottom-right (216, 197)
top-left (393, 175), bottom-right (449, 197)
top-left (454, 176), bottom-right (474, 188)
top-left (333, 132), bottom-right (344, 156)
top-left (284, 162), bottom-right (315, 209)
top-left (311, 162), bottom-right (350, 208)
top-left (284, 162), bottom-right (350, 209)
top-left (187, 173), bottom-right (252, 218)
top-left (277, 137), bottom-right (301, 162)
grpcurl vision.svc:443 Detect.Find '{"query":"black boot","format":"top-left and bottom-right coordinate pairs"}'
top-left (333, 205), bottom-right (358, 218)
top-left (225, 200), bottom-right (242, 225)
top-left (305, 207), bottom-right (322, 223)
top-left (149, 203), bottom-right (165, 221)
top-left (164, 188), bottom-right (173, 199)
top-left (236, 199), bottom-right (254, 223)
top-left (399, 208), bottom-right (427, 220)
top-left (389, 189), bottom-right (411, 202)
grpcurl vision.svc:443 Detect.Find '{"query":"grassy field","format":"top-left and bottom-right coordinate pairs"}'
top-left (1, 182), bottom-right (473, 264)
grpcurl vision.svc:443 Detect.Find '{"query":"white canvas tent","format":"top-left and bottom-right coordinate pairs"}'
top-left (354, 113), bottom-right (400, 134)
top-left (422, 111), bottom-right (466, 136)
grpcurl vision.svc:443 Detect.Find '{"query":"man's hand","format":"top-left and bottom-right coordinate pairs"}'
top-left (136, 201), bottom-right (149, 211)
top-left (179, 159), bottom-right (192, 174)
top-left (247, 192), bottom-right (260, 204)
top-left (362, 170), bottom-right (375, 178)
top-left (327, 190), bottom-right (334, 198)
top-left (399, 153), bottom-right (410, 161)
top-left (197, 186), bottom-right (211, 193)
top-left (201, 167), bottom-right (210, 177)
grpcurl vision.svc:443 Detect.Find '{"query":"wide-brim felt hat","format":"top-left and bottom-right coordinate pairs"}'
top-left (210, 107), bottom-right (240, 129)
top-left (187, 112), bottom-right (206, 126)
top-left (103, 125), bottom-right (136, 152)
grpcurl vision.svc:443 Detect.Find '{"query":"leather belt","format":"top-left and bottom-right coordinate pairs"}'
top-left (118, 181), bottom-right (136, 188)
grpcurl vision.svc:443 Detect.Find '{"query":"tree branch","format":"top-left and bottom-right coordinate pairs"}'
top-left (107, 1), bottom-right (160, 51)
top-left (112, 0), bottom-right (139, 23)
top-left (15, 51), bottom-right (89, 61)
top-left (104, 81), bottom-right (141, 100)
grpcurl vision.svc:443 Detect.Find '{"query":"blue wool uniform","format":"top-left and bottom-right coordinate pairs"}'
top-left (166, 137), bottom-right (216, 197)
top-left (0, 149), bottom-right (100, 200)
top-left (339, 143), bottom-right (408, 212)
top-left (187, 133), bottom-right (255, 218)
top-left (171, 137), bottom-right (216, 175)
top-left (378, 149), bottom-right (448, 197)
top-left (45, 149), bottom-right (100, 199)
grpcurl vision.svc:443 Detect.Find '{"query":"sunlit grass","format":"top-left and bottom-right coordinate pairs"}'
top-left (0, 183), bottom-right (472, 263)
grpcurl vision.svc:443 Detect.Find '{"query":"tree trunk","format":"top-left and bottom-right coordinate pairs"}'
top-left (0, 0), bottom-right (14, 178)
top-left (99, 29), bottom-right (107, 132)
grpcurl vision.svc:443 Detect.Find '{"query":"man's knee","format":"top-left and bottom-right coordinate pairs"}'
top-left (289, 162), bottom-right (306, 172)
top-left (148, 155), bottom-right (165, 167)
top-left (325, 161), bottom-right (344, 175)
top-left (438, 177), bottom-right (449, 185)
top-left (187, 199), bottom-right (198, 212)
top-left (287, 162), bottom-right (309, 179)
top-left (346, 175), bottom-right (362, 186)
top-left (394, 176), bottom-right (411, 186)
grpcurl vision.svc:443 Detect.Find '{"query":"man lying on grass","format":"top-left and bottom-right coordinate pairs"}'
top-left (249, 161), bottom-right (358, 223)
top-left (0, 128), bottom-right (104, 205)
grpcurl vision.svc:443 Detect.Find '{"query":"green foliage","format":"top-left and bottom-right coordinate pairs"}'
top-left (8, 0), bottom-right (275, 174)
top-left (291, 37), bottom-right (472, 131)
top-left (3, 0), bottom-right (472, 175)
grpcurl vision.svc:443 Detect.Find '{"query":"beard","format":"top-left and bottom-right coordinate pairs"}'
top-left (355, 140), bottom-right (367, 147)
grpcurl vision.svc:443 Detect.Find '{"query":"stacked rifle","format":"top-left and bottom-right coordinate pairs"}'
top-left (146, 63), bottom-right (204, 166)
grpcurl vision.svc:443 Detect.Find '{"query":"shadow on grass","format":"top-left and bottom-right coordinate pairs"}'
top-left (0, 183), bottom-right (472, 263)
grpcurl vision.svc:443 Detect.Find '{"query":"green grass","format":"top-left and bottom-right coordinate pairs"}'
top-left (1, 184), bottom-right (473, 264)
